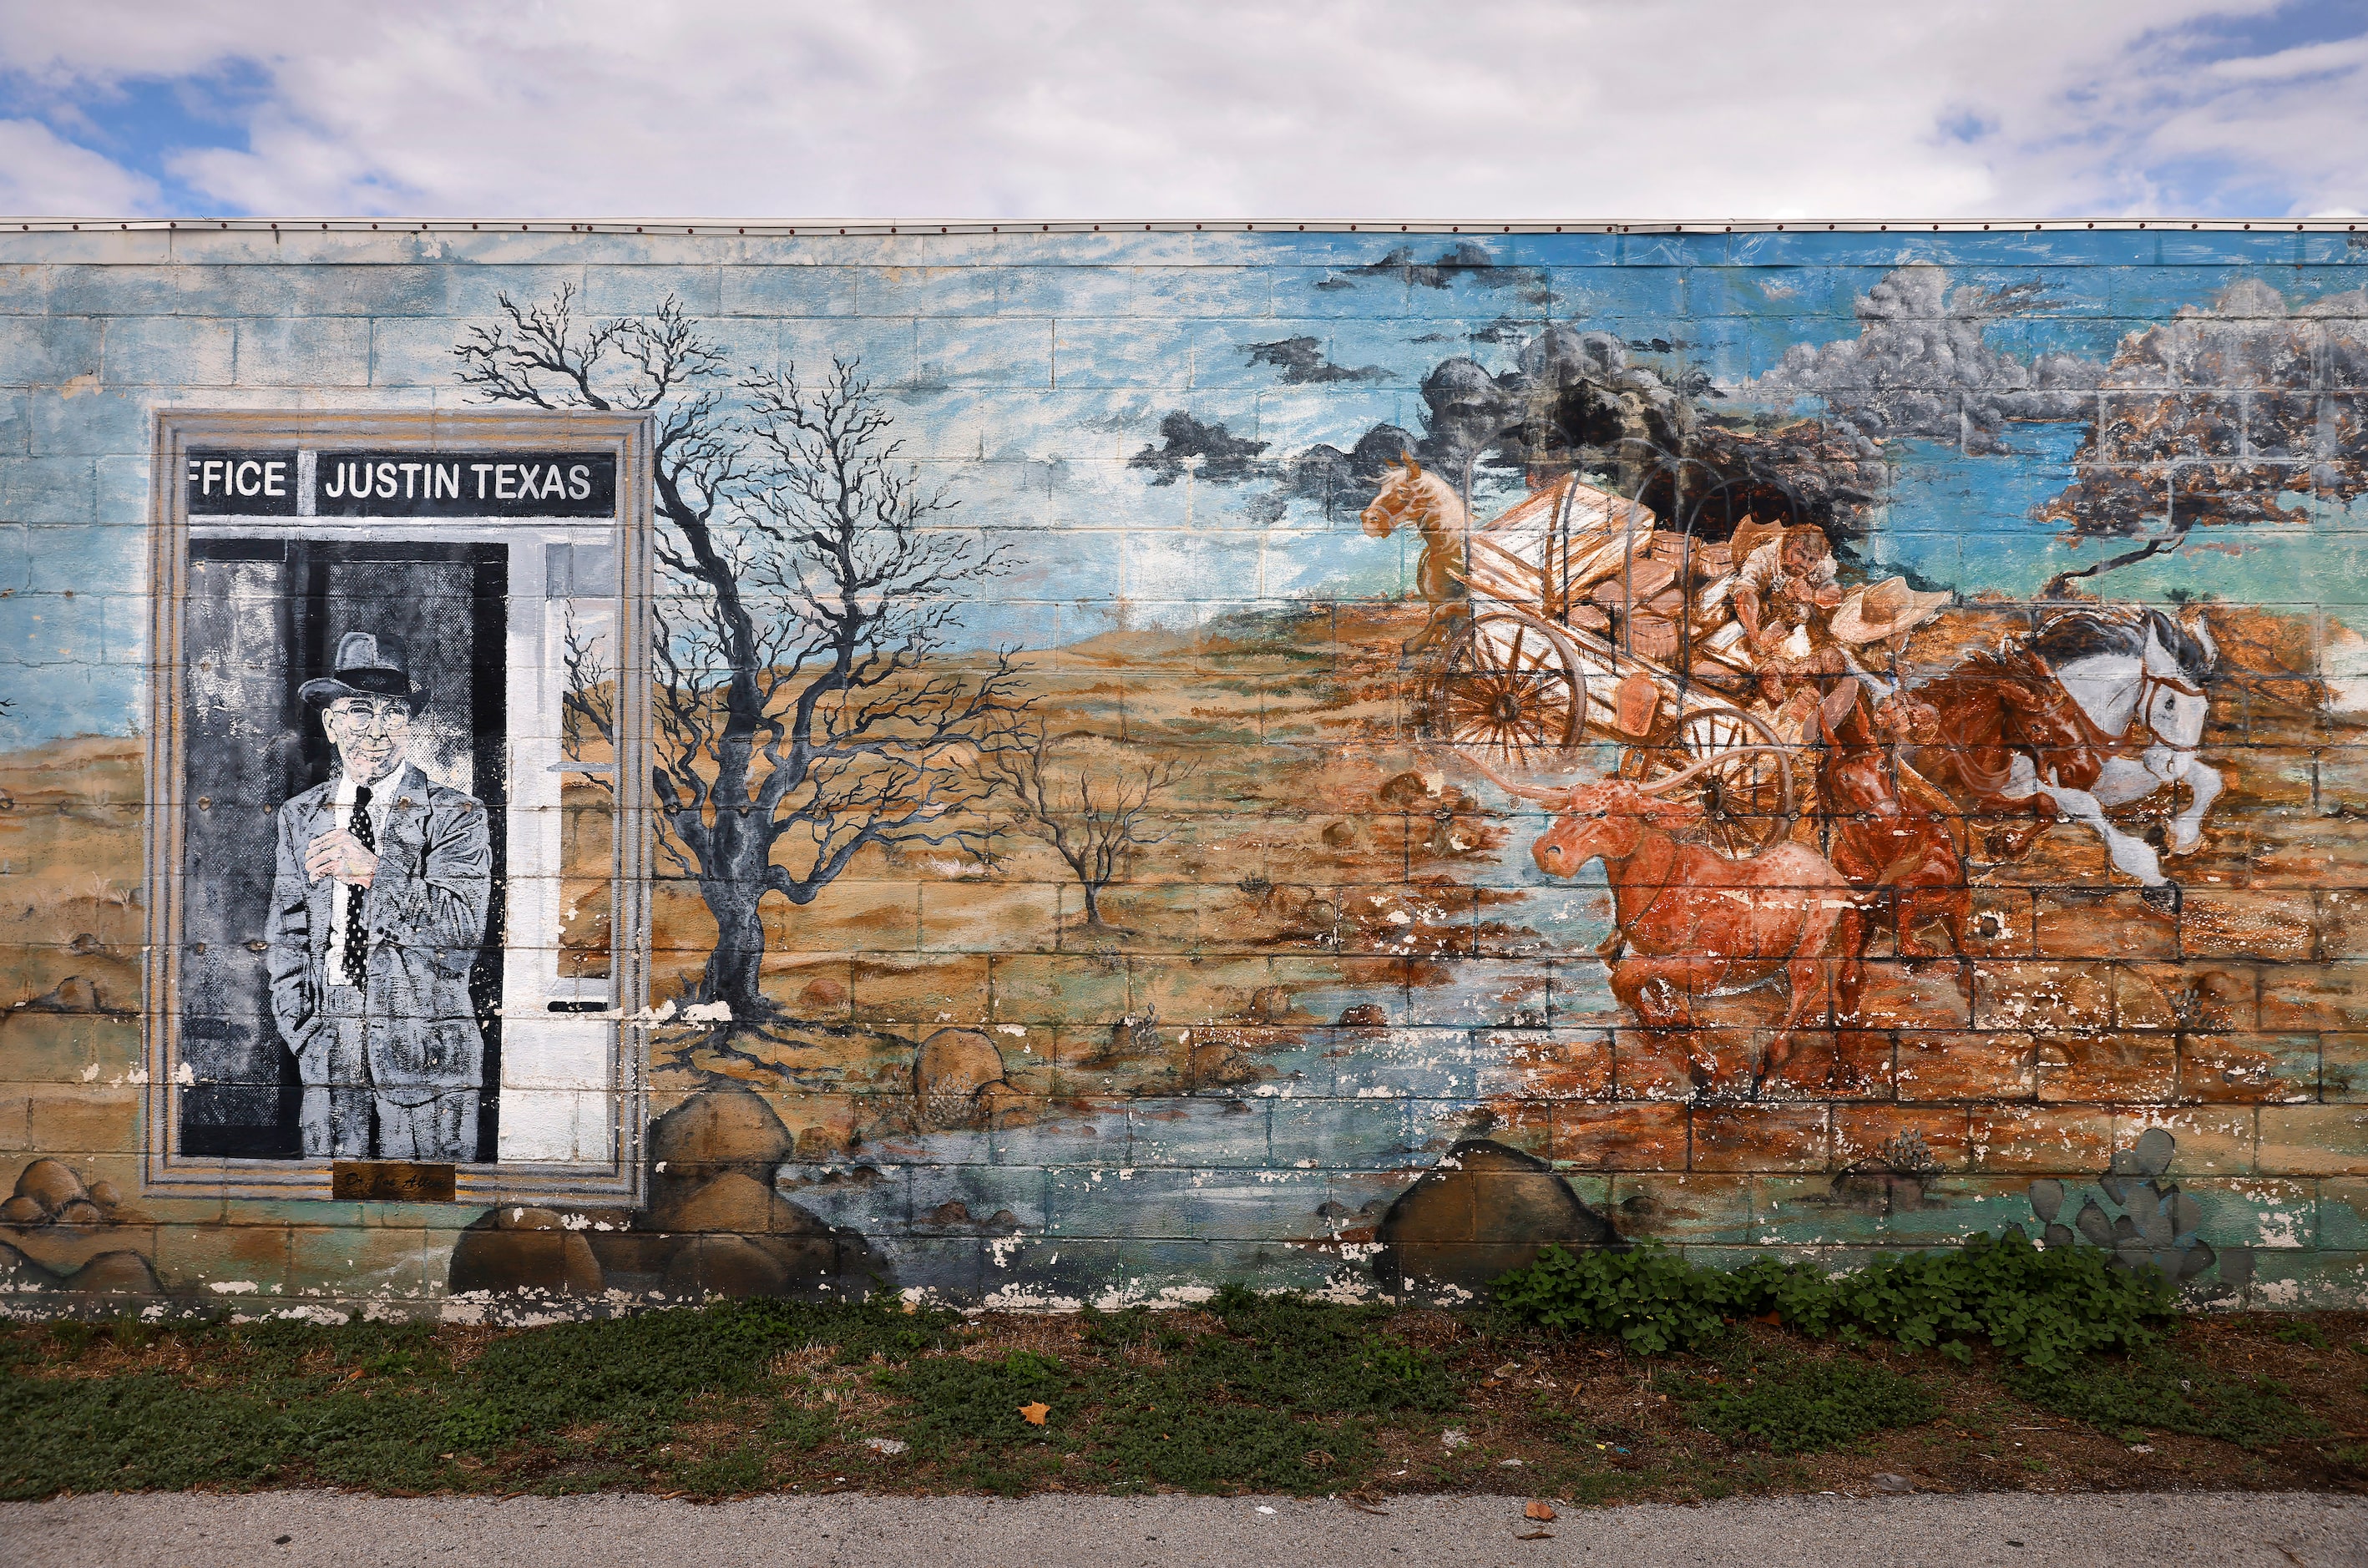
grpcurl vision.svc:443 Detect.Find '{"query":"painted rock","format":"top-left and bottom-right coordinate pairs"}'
top-left (0, 1241), bottom-right (56, 1287)
top-left (21, 977), bottom-right (104, 1014)
top-left (1374, 1139), bottom-right (1619, 1295)
top-left (661, 1233), bottom-right (841, 1298)
top-left (660, 1171), bottom-right (833, 1237)
top-left (1186, 1035), bottom-right (1257, 1088)
top-left (13, 1158), bottom-right (84, 1213)
top-left (63, 1251), bottom-right (161, 1295)
top-left (649, 1081), bottom-right (796, 1186)
top-left (913, 1028), bottom-right (1005, 1128)
top-left (446, 1206), bottom-right (605, 1296)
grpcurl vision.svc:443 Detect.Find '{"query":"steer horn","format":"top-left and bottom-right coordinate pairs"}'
top-left (1444, 747), bottom-right (1597, 805)
top-left (1633, 746), bottom-right (1793, 795)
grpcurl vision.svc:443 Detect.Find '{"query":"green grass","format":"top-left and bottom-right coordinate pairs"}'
top-left (0, 1298), bottom-right (951, 1497)
top-left (871, 1292), bottom-right (1455, 1495)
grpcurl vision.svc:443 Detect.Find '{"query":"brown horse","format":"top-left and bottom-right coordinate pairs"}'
top-left (1814, 684), bottom-right (1970, 984)
top-left (1907, 645), bottom-right (2106, 862)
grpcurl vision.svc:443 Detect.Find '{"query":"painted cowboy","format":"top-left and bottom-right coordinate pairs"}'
top-left (263, 632), bottom-right (493, 1161)
top-left (1728, 518), bottom-right (1842, 655)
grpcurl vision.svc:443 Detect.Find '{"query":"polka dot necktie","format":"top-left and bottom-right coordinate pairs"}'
top-left (341, 784), bottom-right (374, 985)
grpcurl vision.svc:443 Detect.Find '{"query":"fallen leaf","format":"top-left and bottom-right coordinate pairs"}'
top-left (1019, 1401), bottom-right (1050, 1426)
top-left (1516, 1530), bottom-right (1556, 1540)
top-left (1524, 1501), bottom-right (1557, 1521)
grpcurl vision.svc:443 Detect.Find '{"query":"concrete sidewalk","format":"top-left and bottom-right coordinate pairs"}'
top-left (2, 1490), bottom-right (2360, 1568)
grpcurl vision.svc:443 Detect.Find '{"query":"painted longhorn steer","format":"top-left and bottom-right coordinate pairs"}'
top-left (1505, 756), bottom-right (1866, 1085)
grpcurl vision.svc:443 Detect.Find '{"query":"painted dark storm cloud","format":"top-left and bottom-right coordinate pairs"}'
top-left (1127, 410), bottom-right (1273, 485)
top-left (1242, 336), bottom-right (1394, 384)
top-left (1744, 263), bottom-right (2103, 453)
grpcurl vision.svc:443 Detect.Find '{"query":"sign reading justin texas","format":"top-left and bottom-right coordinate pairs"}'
top-left (185, 448), bottom-right (617, 518)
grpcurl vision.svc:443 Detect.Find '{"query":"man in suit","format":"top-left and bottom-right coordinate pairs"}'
top-left (265, 632), bottom-right (493, 1161)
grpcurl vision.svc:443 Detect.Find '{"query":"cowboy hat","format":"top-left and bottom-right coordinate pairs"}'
top-left (298, 630), bottom-right (429, 710)
top-left (1829, 577), bottom-right (1952, 645)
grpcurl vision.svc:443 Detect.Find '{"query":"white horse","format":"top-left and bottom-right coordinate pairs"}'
top-left (1994, 606), bottom-right (2222, 898)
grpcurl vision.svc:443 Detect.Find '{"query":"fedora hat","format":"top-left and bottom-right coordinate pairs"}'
top-left (1829, 577), bottom-right (1952, 645)
top-left (298, 630), bottom-right (428, 710)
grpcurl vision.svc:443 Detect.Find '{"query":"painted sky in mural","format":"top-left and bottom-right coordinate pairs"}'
top-left (8, 231), bottom-right (2368, 747)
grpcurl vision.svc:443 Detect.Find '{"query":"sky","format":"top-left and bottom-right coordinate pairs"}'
top-left (0, 0), bottom-right (2363, 220)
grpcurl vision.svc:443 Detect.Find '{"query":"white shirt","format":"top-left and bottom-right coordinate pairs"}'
top-left (326, 767), bottom-right (401, 985)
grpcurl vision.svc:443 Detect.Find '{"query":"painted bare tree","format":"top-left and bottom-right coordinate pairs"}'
top-left (979, 720), bottom-right (1192, 933)
top-left (457, 287), bottom-right (1019, 1027)
top-left (559, 609), bottom-right (615, 776)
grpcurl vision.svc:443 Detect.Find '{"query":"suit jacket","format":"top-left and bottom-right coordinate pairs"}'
top-left (265, 761), bottom-right (494, 1099)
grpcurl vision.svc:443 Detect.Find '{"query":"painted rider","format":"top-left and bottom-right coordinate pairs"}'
top-left (1730, 520), bottom-right (1842, 656)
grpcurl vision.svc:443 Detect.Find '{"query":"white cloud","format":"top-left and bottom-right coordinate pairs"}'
top-left (0, 116), bottom-right (157, 213)
top-left (0, 0), bottom-right (2358, 219)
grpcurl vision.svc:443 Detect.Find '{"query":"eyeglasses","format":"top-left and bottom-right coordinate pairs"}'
top-left (326, 700), bottom-right (413, 730)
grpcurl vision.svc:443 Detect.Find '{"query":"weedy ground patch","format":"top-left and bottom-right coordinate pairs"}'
top-left (3, 1291), bottom-right (2365, 1505)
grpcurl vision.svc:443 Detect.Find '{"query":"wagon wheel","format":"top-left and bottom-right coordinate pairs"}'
top-left (1432, 609), bottom-right (1588, 769)
top-left (1635, 706), bottom-right (1795, 857)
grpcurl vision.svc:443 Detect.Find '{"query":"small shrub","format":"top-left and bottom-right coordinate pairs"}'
top-left (437, 1400), bottom-right (518, 1453)
top-left (1493, 1232), bottom-right (2171, 1369)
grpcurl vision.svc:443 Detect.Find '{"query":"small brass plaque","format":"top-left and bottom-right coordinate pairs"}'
top-left (331, 1161), bottom-right (458, 1202)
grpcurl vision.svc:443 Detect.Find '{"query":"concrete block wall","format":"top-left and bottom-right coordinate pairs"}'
top-left (0, 220), bottom-right (2364, 1317)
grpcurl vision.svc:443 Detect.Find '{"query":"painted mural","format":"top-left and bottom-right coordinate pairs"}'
top-left (1, 222), bottom-right (2366, 1316)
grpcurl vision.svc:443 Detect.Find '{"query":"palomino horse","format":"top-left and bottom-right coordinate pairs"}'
top-left (1910, 606), bottom-right (2219, 900)
top-left (1359, 455), bottom-right (1469, 607)
top-left (1358, 457), bottom-right (1614, 609)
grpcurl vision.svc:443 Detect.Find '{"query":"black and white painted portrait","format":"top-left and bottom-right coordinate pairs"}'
top-left (176, 539), bottom-right (509, 1163)
top-left (266, 632), bottom-right (493, 1161)
top-left (155, 420), bottom-right (646, 1196)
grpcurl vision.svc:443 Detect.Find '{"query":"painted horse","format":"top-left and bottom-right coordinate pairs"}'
top-left (1912, 605), bottom-right (2219, 897)
top-left (1814, 683), bottom-right (1970, 985)
top-left (1359, 454), bottom-right (1469, 608)
top-left (1358, 457), bottom-right (1615, 610)
top-left (2021, 604), bottom-right (2221, 887)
